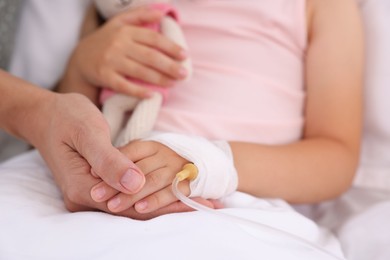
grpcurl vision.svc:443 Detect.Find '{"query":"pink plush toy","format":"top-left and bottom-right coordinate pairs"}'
top-left (94, 0), bottom-right (192, 146)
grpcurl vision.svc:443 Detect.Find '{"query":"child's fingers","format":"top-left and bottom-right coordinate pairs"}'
top-left (107, 73), bottom-right (153, 98)
top-left (191, 197), bottom-right (219, 209)
top-left (118, 7), bottom-right (164, 26)
top-left (115, 8), bottom-right (186, 62)
top-left (118, 200), bottom-right (200, 220)
top-left (134, 180), bottom-right (191, 214)
top-left (105, 167), bottom-right (177, 213)
top-left (119, 140), bottom-right (159, 163)
top-left (135, 196), bottom-right (218, 216)
top-left (128, 198), bottom-right (216, 219)
top-left (209, 199), bottom-right (225, 209)
top-left (118, 54), bottom-right (176, 87)
top-left (133, 28), bottom-right (187, 63)
top-left (90, 180), bottom-right (120, 203)
top-left (126, 37), bottom-right (187, 80)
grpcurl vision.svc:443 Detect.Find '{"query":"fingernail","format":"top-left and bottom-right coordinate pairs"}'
top-left (108, 197), bottom-right (121, 211)
top-left (91, 186), bottom-right (106, 201)
top-left (179, 67), bottom-right (187, 78)
top-left (135, 201), bottom-right (148, 212)
top-left (120, 169), bottom-right (144, 193)
top-left (180, 49), bottom-right (187, 59)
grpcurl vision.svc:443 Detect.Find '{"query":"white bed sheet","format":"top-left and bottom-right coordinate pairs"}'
top-left (0, 151), bottom-right (344, 260)
top-left (309, 188), bottom-right (390, 260)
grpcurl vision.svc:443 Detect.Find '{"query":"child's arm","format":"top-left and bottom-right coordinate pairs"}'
top-left (56, 6), bottom-right (187, 104)
top-left (231, 0), bottom-right (364, 203)
top-left (0, 70), bottom-right (147, 212)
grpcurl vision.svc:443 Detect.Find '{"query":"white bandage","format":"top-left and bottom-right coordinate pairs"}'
top-left (144, 132), bottom-right (238, 199)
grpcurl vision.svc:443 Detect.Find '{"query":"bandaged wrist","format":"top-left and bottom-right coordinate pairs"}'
top-left (144, 132), bottom-right (238, 199)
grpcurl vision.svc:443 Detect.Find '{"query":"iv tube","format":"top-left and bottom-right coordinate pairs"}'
top-left (171, 165), bottom-right (345, 260)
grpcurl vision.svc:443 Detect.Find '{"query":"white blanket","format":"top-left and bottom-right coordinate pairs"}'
top-left (0, 151), bottom-right (344, 260)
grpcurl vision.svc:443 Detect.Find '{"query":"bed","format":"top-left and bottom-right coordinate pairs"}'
top-left (1, 0), bottom-right (389, 259)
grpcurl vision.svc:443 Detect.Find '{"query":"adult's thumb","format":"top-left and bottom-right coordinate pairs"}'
top-left (79, 128), bottom-right (145, 195)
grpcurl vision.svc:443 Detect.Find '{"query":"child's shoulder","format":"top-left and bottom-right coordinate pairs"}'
top-left (306, 0), bottom-right (361, 35)
top-left (307, 0), bottom-right (360, 17)
top-left (307, 0), bottom-right (359, 12)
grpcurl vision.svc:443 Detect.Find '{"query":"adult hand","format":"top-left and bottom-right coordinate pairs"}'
top-left (32, 92), bottom-right (146, 210)
top-left (59, 7), bottom-right (187, 102)
top-left (0, 71), bottom-right (202, 219)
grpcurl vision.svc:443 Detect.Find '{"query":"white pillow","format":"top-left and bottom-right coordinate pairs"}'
top-left (9, 0), bottom-right (91, 89)
top-left (353, 0), bottom-right (390, 191)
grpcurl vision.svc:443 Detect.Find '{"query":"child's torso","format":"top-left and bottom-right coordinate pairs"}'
top-left (155, 0), bottom-right (307, 144)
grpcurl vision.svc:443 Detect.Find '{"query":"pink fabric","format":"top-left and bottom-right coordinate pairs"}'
top-left (154, 0), bottom-right (307, 144)
top-left (100, 3), bottom-right (178, 104)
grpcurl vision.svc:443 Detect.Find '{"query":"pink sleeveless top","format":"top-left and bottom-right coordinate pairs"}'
top-left (156, 0), bottom-right (308, 145)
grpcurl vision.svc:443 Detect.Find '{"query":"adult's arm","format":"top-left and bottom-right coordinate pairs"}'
top-left (0, 70), bottom-right (145, 207)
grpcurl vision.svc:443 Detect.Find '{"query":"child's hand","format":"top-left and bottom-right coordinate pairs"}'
top-left (90, 140), bottom-right (216, 215)
top-left (61, 7), bottom-right (187, 101)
